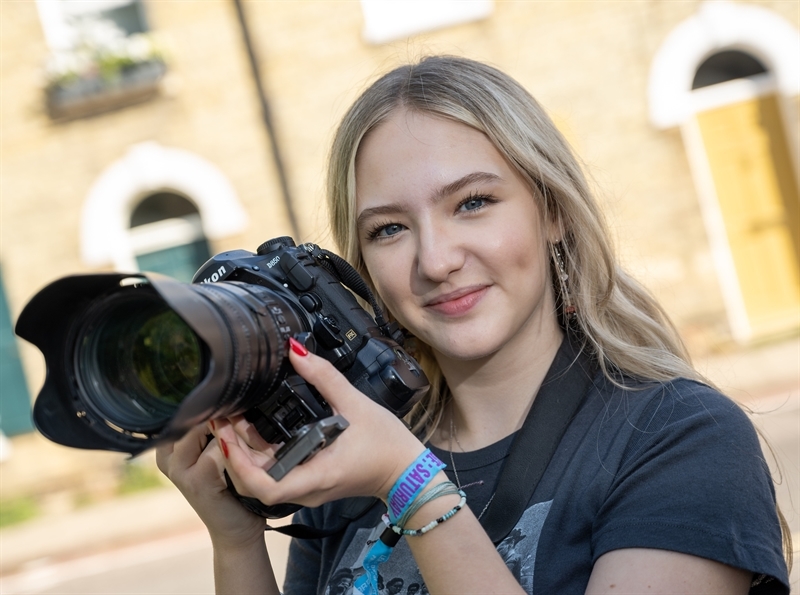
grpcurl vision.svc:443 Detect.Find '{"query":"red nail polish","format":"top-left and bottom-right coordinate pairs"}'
top-left (289, 336), bottom-right (309, 356)
top-left (219, 438), bottom-right (229, 459)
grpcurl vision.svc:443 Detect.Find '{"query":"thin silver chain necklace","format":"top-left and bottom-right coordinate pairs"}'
top-left (449, 415), bottom-right (496, 521)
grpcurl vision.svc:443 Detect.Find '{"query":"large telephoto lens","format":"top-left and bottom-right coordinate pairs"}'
top-left (75, 289), bottom-right (206, 434)
top-left (16, 272), bottom-right (309, 454)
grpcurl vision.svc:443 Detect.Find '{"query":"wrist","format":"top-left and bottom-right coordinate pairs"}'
top-left (383, 449), bottom-right (447, 523)
top-left (209, 524), bottom-right (267, 553)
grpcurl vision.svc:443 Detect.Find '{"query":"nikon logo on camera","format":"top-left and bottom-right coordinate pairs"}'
top-left (201, 265), bottom-right (227, 284)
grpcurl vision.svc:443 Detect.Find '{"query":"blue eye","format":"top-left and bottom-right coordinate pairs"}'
top-left (461, 197), bottom-right (485, 211)
top-left (458, 194), bottom-right (494, 213)
top-left (380, 224), bottom-right (404, 236)
top-left (368, 223), bottom-right (405, 240)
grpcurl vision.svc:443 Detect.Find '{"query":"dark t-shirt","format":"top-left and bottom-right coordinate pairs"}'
top-left (283, 372), bottom-right (789, 594)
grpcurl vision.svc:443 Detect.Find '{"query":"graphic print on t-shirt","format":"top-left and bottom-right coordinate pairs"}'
top-left (325, 500), bottom-right (552, 595)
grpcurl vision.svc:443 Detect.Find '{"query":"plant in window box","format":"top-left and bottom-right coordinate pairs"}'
top-left (44, 18), bottom-right (167, 120)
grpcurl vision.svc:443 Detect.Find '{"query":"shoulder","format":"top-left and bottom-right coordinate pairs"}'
top-left (571, 374), bottom-right (770, 492)
top-left (589, 375), bottom-right (757, 444)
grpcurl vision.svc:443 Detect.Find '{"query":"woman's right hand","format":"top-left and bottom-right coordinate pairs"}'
top-left (155, 423), bottom-right (266, 550)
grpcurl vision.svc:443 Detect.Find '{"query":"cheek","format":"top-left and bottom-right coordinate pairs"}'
top-left (363, 253), bottom-right (411, 314)
top-left (501, 227), bottom-right (552, 297)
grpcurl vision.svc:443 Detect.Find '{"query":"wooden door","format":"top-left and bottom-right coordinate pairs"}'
top-left (696, 94), bottom-right (800, 338)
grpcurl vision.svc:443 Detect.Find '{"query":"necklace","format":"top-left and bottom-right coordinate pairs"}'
top-left (448, 414), bottom-right (496, 521)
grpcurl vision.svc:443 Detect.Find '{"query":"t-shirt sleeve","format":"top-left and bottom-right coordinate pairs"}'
top-left (590, 381), bottom-right (789, 594)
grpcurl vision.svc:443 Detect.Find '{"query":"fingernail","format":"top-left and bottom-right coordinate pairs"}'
top-left (289, 336), bottom-right (309, 356)
top-left (208, 419), bottom-right (216, 431)
top-left (219, 438), bottom-right (229, 459)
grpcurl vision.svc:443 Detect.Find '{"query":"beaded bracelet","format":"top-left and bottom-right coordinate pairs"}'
top-left (387, 488), bottom-right (467, 537)
top-left (395, 481), bottom-right (461, 527)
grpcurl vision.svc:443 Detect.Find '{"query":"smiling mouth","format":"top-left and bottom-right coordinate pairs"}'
top-left (425, 286), bottom-right (489, 316)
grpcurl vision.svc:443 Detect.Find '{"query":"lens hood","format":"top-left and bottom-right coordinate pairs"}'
top-left (16, 272), bottom-right (258, 456)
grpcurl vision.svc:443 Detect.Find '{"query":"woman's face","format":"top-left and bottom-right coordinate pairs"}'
top-left (355, 109), bottom-right (559, 364)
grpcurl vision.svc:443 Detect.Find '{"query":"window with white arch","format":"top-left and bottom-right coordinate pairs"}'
top-left (648, 3), bottom-right (800, 343)
top-left (130, 192), bottom-right (212, 282)
top-left (81, 142), bottom-right (248, 276)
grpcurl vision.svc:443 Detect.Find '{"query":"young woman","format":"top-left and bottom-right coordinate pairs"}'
top-left (157, 56), bottom-right (790, 594)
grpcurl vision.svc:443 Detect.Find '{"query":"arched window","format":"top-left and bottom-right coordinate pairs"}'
top-left (692, 50), bottom-right (767, 90)
top-left (649, 4), bottom-right (800, 342)
top-left (80, 142), bottom-right (248, 274)
top-left (129, 192), bottom-right (212, 282)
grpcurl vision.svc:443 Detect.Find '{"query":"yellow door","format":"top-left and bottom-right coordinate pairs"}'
top-left (697, 94), bottom-right (800, 339)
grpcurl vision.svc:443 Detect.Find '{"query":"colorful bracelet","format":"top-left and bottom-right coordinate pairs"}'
top-left (387, 489), bottom-right (467, 536)
top-left (386, 449), bottom-right (446, 523)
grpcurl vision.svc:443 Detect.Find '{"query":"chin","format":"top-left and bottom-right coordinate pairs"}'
top-left (429, 335), bottom-right (504, 362)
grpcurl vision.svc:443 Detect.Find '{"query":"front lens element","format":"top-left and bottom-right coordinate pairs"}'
top-left (77, 289), bottom-right (206, 433)
top-left (131, 309), bottom-right (203, 405)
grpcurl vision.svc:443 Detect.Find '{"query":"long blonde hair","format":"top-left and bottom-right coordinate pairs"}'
top-left (327, 55), bottom-right (699, 433)
top-left (326, 55), bottom-right (793, 567)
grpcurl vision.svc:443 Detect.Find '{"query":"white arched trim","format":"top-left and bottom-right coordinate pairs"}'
top-left (648, 2), bottom-right (800, 128)
top-left (81, 142), bottom-right (248, 268)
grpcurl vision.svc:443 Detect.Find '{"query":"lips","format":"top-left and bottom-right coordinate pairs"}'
top-left (424, 285), bottom-right (489, 316)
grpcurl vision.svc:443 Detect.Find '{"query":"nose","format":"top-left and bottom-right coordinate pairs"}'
top-left (414, 224), bottom-right (466, 283)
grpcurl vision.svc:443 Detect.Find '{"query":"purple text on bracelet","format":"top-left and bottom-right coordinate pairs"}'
top-left (388, 451), bottom-right (446, 519)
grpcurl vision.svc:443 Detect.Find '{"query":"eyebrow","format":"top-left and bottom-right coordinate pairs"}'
top-left (356, 171), bottom-right (502, 230)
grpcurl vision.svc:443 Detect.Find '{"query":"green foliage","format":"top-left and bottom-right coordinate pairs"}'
top-left (0, 497), bottom-right (40, 529)
top-left (117, 463), bottom-right (164, 495)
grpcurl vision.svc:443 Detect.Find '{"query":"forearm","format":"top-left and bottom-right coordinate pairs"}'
top-left (403, 474), bottom-right (525, 595)
top-left (213, 534), bottom-right (280, 595)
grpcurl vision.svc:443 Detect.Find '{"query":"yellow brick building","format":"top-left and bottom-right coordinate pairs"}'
top-left (1, 1), bottom-right (798, 500)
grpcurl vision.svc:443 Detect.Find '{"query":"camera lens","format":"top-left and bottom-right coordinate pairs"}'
top-left (130, 308), bottom-right (202, 404)
top-left (76, 289), bottom-right (206, 433)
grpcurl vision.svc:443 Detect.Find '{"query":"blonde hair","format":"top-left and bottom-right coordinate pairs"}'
top-left (327, 55), bottom-right (699, 434)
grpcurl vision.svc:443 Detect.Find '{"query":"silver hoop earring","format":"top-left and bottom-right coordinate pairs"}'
top-left (551, 243), bottom-right (577, 323)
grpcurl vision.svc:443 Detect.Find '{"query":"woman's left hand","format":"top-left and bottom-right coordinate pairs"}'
top-left (209, 346), bottom-right (427, 509)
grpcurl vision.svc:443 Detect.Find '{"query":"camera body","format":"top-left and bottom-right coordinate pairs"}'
top-left (16, 237), bottom-right (429, 517)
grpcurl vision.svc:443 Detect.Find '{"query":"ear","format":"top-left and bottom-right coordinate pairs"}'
top-left (545, 214), bottom-right (564, 244)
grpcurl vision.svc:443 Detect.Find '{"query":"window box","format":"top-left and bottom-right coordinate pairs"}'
top-left (46, 58), bottom-right (166, 121)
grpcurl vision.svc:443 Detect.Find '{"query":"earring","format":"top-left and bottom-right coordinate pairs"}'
top-left (552, 243), bottom-right (577, 323)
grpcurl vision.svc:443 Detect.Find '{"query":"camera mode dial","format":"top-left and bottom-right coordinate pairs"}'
top-left (257, 236), bottom-right (296, 255)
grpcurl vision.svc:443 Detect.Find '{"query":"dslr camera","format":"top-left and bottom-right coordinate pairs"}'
top-left (15, 237), bottom-right (429, 517)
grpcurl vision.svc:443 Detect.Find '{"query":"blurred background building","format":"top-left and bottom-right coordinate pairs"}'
top-left (0, 0), bottom-right (798, 558)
